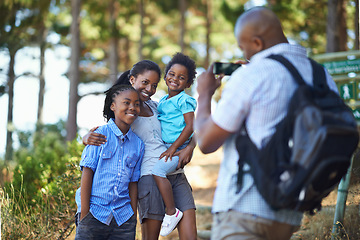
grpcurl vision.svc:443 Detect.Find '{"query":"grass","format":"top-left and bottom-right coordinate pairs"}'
top-left (2, 147), bottom-right (360, 239)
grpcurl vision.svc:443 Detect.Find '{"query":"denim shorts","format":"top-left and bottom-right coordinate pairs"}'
top-left (137, 173), bottom-right (196, 224)
top-left (75, 212), bottom-right (136, 240)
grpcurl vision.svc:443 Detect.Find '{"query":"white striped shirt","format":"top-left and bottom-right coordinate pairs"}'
top-left (211, 43), bottom-right (338, 225)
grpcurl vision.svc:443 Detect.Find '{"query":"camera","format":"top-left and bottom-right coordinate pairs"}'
top-left (213, 62), bottom-right (241, 75)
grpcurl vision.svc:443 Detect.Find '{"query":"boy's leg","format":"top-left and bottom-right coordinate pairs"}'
top-left (75, 212), bottom-right (110, 240)
top-left (109, 214), bottom-right (137, 240)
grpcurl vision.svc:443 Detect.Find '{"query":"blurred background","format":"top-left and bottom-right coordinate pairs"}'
top-left (1, 0), bottom-right (359, 160)
top-left (1, 0), bottom-right (360, 239)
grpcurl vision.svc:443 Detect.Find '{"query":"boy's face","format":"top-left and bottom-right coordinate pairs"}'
top-left (111, 90), bottom-right (140, 130)
top-left (165, 64), bottom-right (190, 95)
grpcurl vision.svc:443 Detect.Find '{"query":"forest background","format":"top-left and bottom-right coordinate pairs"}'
top-left (0, 0), bottom-right (359, 239)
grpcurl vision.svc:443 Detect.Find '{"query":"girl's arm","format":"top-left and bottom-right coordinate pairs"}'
top-left (159, 111), bottom-right (194, 160)
top-left (82, 126), bottom-right (107, 146)
top-left (128, 182), bottom-right (138, 216)
top-left (80, 167), bottom-right (94, 220)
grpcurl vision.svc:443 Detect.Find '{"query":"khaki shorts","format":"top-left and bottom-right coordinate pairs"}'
top-left (211, 211), bottom-right (300, 240)
top-left (137, 173), bottom-right (196, 224)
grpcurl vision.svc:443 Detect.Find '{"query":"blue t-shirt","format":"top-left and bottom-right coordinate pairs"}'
top-left (157, 91), bottom-right (197, 143)
top-left (75, 118), bottom-right (144, 226)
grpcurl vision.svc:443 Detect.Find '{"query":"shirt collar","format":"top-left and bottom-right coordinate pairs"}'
top-left (250, 43), bottom-right (307, 63)
top-left (108, 118), bottom-right (134, 141)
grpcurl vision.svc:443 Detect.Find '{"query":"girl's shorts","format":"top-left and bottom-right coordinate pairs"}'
top-left (137, 173), bottom-right (196, 224)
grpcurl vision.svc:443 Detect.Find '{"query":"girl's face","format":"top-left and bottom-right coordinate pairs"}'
top-left (110, 90), bottom-right (140, 131)
top-left (165, 64), bottom-right (190, 95)
top-left (130, 70), bottom-right (160, 102)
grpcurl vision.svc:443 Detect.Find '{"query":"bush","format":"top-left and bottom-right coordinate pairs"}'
top-left (1, 124), bottom-right (84, 239)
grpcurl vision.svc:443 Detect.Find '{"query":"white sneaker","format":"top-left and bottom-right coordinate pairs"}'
top-left (160, 208), bottom-right (183, 236)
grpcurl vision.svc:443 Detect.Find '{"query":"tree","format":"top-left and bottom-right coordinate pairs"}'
top-left (326, 0), bottom-right (348, 52)
top-left (66, 0), bottom-right (81, 141)
top-left (0, 1), bottom-right (39, 160)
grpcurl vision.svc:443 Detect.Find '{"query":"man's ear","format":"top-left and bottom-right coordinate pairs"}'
top-left (253, 36), bottom-right (264, 51)
top-left (110, 102), bottom-right (115, 111)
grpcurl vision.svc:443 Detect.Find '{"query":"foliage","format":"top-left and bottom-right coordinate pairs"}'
top-left (1, 123), bottom-right (83, 238)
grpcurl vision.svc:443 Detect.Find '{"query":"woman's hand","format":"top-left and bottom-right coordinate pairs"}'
top-left (173, 137), bottom-right (196, 169)
top-left (82, 126), bottom-right (107, 146)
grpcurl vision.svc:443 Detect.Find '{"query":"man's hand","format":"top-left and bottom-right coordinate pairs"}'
top-left (196, 64), bottom-right (223, 97)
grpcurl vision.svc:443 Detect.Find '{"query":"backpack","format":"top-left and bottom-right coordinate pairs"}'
top-left (235, 54), bottom-right (359, 214)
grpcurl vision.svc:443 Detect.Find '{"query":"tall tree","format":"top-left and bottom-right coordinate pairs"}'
top-left (327, 0), bottom-right (348, 52)
top-left (108, 0), bottom-right (119, 83)
top-left (179, 0), bottom-right (187, 52)
top-left (0, 1), bottom-right (38, 160)
top-left (66, 0), bottom-right (81, 141)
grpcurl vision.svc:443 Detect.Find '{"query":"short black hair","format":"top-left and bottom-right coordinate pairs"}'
top-left (164, 52), bottom-right (197, 86)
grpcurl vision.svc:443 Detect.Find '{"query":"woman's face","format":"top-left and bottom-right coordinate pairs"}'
top-left (130, 70), bottom-right (160, 102)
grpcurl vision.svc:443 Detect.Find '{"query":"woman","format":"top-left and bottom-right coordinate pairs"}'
top-left (83, 59), bottom-right (197, 240)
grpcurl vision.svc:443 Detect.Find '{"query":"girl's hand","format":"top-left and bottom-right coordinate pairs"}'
top-left (80, 209), bottom-right (89, 221)
top-left (159, 146), bottom-right (177, 161)
top-left (173, 143), bottom-right (195, 169)
top-left (82, 126), bottom-right (107, 146)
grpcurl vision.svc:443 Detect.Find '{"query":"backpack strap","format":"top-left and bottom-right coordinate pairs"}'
top-left (267, 54), bottom-right (306, 86)
top-left (309, 58), bottom-right (329, 91)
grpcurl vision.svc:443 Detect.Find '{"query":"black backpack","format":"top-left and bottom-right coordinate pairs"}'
top-left (236, 54), bottom-right (359, 214)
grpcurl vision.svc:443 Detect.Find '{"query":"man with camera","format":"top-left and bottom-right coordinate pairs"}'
top-left (195, 7), bottom-right (337, 240)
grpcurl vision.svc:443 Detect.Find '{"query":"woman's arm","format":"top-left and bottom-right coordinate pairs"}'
top-left (82, 126), bottom-right (107, 146)
top-left (129, 182), bottom-right (138, 216)
top-left (173, 135), bottom-right (196, 169)
top-left (80, 167), bottom-right (94, 220)
top-left (159, 112), bottom-right (194, 161)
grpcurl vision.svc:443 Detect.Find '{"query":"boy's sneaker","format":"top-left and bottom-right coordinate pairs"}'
top-left (160, 208), bottom-right (183, 236)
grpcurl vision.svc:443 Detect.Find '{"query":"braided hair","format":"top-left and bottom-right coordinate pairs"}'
top-left (103, 84), bottom-right (139, 122)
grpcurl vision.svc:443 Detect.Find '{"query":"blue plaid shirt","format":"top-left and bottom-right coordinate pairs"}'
top-left (75, 118), bottom-right (144, 226)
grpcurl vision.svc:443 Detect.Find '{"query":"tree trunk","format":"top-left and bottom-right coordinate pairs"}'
top-left (109, 0), bottom-right (119, 83)
top-left (138, 0), bottom-right (144, 60)
top-left (66, 0), bottom-right (81, 141)
top-left (326, 0), bottom-right (347, 52)
top-left (5, 48), bottom-right (17, 161)
top-left (179, 0), bottom-right (186, 53)
top-left (37, 25), bottom-right (47, 128)
top-left (355, 0), bottom-right (359, 50)
top-left (204, 0), bottom-right (212, 69)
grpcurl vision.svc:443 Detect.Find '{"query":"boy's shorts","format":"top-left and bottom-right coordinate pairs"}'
top-left (138, 173), bottom-right (196, 223)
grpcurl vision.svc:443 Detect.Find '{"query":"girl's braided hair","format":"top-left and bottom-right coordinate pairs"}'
top-left (103, 84), bottom-right (138, 122)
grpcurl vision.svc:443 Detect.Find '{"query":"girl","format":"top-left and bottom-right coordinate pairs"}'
top-left (152, 52), bottom-right (197, 236)
top-left (83, 59), bottom-right (198, 240)
top-left (75, 84), bottom-right (144, 240)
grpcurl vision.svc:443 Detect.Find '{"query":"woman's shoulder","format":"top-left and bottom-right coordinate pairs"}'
top-left (146, 99), bottom-right (159, 109)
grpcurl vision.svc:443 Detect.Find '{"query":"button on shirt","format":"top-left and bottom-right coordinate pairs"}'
top-left (75, 118), bottom-right (144, 226)
top-left (211, 43), bottom-right (338, 226)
